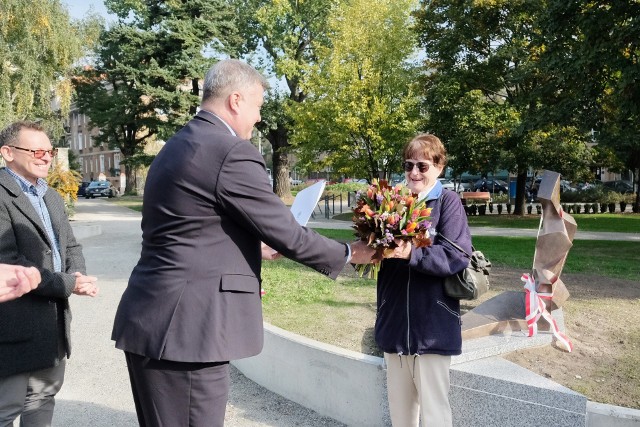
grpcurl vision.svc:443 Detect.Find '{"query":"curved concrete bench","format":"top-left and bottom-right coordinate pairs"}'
top-left (232, 314), bottom-right (639, 426)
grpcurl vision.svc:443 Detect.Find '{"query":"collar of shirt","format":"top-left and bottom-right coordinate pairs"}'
top-left (5, 167), bottom-right (48, 197)
top-left (418, 180), bottom-right (443, 203)
top-left (199, 108), bottom-right (237, 136)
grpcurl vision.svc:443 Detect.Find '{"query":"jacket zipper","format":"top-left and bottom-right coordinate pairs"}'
top-left (406, 267), bottom-right (411, 351)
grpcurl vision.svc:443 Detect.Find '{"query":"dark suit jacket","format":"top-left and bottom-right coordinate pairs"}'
top-left (112, 111), bottom-right (347, 363)
top-left (0, 168), bottom-right (86, 378)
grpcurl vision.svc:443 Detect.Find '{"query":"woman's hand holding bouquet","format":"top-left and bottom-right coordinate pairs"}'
top-left (352, 179), bottom-right (433, 278)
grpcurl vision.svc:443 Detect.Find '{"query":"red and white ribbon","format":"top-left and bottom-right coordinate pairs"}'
top-left (521, 273), bottom-right (573, 352)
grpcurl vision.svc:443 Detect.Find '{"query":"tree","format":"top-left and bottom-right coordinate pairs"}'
top-left (289, 0), bottom-right (421, 181)
top-left (235, 0), bottom-right (339, 197)
top-left (415, 0), bottom-right (593, 215)
top-left (539, 1), bottom-right (640, 211)
top-left (0, 0), bottom-right (99, 136)
top-left (74, 0), bottom-right (241, 193)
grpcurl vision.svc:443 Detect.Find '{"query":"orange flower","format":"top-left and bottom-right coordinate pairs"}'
top-left (405, 221), bottom-right (417, 233)
top-left (367, 188), bottom-right (374, 199)
top-left (363, 205), bottom-right (375, 217)
top-left (419, 208), bottom-right (431, 217)
top-left (405, 196), bottom-right (414, 207)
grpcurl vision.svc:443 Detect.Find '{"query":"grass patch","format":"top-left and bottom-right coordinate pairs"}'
top-left (110, 195), bottom-right (143, 212)
top-left (333, 211), bottom-right (640, 233)
top-left (313, 229), bottom-right (640, 281)
top-left (466, 213), bottom-right (640, 233)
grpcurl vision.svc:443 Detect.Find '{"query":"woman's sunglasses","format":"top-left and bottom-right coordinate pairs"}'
top-left (403, 161), bottom-right (431, 173)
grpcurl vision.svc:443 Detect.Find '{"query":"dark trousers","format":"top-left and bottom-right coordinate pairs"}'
top-left (124, 352), bottom-right (230, 427)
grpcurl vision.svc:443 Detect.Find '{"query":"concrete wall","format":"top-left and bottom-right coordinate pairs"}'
top-left (233, 322), bottom-right (640, 427)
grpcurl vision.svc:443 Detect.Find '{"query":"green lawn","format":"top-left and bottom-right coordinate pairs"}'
top-left (333, 211), bottom-right (640, 233)
top-left (313, 228), bottom-right (640, 281)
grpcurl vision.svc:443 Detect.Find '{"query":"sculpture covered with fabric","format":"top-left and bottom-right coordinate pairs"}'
top-left (460, 170), bottom-right (577, 352)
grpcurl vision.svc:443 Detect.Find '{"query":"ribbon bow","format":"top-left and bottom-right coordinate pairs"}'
top-left (522, 273), bottom-right (573, 352)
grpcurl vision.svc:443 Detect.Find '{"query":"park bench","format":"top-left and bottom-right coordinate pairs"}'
top-left (460, 192), bottom-right (491, 215)
top-left (460, 191), bottom-right (491, 205)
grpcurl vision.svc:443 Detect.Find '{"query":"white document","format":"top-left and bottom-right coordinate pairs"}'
top-left (290, 180), bottom-right (326, 226)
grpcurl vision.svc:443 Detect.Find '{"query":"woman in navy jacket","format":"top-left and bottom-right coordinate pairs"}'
top-left (374, 134), bottom-right (472, 427)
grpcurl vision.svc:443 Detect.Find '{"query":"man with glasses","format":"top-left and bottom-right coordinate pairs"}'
top-left (0, 121), bottom-right (99, 426)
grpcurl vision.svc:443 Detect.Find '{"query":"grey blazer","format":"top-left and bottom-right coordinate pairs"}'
top-left (0, 168), bottom-right (86, 378)
top-left (112, 111), bottom-right (348, 363)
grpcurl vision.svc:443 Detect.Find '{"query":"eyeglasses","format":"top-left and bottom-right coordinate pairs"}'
top-left (403, 160), bottom-right (431, 173)
top-left (8, 146), bottom-right (58, 159)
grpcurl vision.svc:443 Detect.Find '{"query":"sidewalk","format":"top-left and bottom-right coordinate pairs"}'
top-left (56, 198), bottom-right (345, 427)
top-left (307, 215), bottom-right (640, 241)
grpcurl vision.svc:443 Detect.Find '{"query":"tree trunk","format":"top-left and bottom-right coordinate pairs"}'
top-left (124, 165), bottom-right (136, 195)
top-left (513, 171), bottom-right (528, 215)
top-left (266, 124), bottom-right (291, 198)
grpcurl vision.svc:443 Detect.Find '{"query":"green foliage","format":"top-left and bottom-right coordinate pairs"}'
top-left (46, 161), bottom-right (81, 215)
top-left (324, 183), bottom-right (368, 196)
top-left (74, 0), bottom-right (241, 193)
top-left (538, 1), bottom-right (640, 209)
top-left (414, 0), bottom-right (595, 214)
top-left (0, 0), bottom-right (100, 135)
top-left (290, 0), bottom-right (421, 181)
top-left (234, 0), bottom-right (339, 198)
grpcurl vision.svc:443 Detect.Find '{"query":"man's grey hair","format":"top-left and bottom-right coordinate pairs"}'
top-left (202, 59), bottom-right (269, 102)
top-left (0, 121), bottom-right (45, 147)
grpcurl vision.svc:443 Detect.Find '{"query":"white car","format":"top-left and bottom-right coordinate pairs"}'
top-left (438, 178), bottom-right (456, 191)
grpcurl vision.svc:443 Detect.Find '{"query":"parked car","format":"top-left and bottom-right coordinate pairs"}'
top-left (85, 181), bottom-right (117, 198)
top-left (289, 177), bottom-right (303, 185)
top-left (603, 180), bottom-right (634, 194)
top-left (473, 178), bottom-right (509, 194)
top-left (438, 178), bottom-right (456, 191)
top-left (77, 181), bottom-right (90, 197)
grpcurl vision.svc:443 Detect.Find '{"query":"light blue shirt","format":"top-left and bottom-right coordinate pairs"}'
top-left (6, 167), bottom-right (62, 272)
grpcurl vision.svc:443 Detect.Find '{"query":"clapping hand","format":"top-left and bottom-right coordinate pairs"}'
top-left (73, 272), bottom-right (99, 297)
top-left (0, 264), bottom-right (40, 303)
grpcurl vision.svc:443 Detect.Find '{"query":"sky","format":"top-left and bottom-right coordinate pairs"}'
top-left (64, 0), bottom-right (114, 21)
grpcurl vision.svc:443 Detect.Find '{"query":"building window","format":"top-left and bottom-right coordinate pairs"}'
top-left (99, 155), bottom-right (105, 173)
top-left (77, 133), bottom-right (83, 150)
top-left (114, 153), bottom-right (120, 169)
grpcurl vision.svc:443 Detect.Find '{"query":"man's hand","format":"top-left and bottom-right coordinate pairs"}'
top-left (387, 239), bottom-right (412, 260)
top-left (348, 241), bottom-right (377, 265)
top-left (261, 242), bottom-right (282, 260)
top-left (73, 272), bottom-right (99, 297)
top-left (0, 264), bottom-right (40, 303)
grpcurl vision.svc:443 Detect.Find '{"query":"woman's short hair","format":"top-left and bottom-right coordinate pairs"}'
top-left (202, 59), bottom-right (269, 102)
top-left (403, 134), bottom-right (447, 168)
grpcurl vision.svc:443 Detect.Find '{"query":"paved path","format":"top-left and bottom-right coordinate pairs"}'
top-left (53, 198), bottom-right (637, 427)
top-left (308, 216), bottom-right (640, 241)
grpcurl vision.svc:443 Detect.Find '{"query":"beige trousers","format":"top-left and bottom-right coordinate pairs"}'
top-left (384, 353), bottom-right (452, 427)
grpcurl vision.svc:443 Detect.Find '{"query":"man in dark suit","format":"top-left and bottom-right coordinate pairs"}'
top-left (112, 59), bottom-right (371, 427)
top-left (0, 263), bottom-right (41, 303)
top-left (0, 121), bottom-right (99, 426)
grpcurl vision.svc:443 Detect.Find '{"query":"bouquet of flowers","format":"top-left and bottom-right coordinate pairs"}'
top-left (352, 179), bottom-right (433, 279)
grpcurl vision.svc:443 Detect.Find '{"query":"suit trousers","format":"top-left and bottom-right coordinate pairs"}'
top-left (384, 352), bottom-right (452, 427)
top-left (125, 352), bottom-right (230, 427)
top-left (0, 359), bottom-right (66, 427)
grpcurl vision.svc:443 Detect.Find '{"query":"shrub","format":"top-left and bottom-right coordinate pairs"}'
top-left (324, 183), bottom-right (368, 196)
top-left (46, 162), bottom-right (82, 216)
top-left (492, 193), bottom-right (509, 203)
top-left (599, 190), bottom-right (623, 205)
